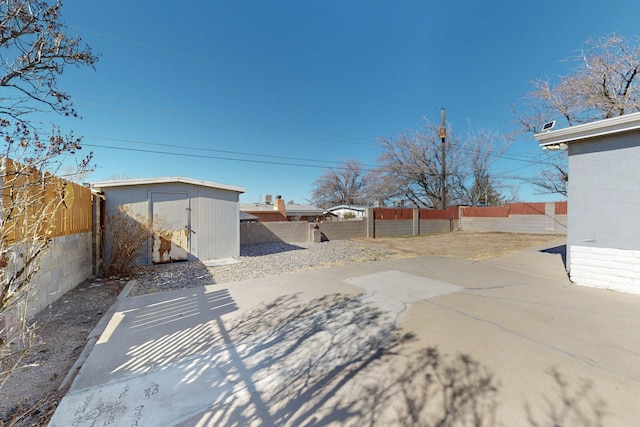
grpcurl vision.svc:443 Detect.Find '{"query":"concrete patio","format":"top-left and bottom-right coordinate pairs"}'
top-left (50, 241), bottom-right (640, 426)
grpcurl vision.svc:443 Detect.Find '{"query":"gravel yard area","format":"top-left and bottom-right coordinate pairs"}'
top-left (129, 240), bottom-right (406, 296)
top-left (129, 232), bottom-right (564, 297)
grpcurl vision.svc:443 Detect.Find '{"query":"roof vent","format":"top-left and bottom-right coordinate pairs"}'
top-left (263, 194), bottom-right (272, 205)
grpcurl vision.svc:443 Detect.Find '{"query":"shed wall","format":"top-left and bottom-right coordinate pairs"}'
top-left (100, 182), bottom-right (240, 265)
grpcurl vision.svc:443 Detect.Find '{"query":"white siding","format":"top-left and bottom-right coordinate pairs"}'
top-left (97, 181), bottom-right (241, 265)
top-left (570, 245), bottom-right (640, 294)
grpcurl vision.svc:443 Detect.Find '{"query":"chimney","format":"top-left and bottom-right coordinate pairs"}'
top-left (273, 195), bottom-right (287, 217)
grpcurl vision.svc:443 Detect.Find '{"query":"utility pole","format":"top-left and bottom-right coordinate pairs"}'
top-left (439, 108), bottom-right (447, 209)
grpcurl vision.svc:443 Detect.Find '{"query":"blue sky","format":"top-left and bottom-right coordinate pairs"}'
top-left (45, 0), bottom-right (640, 204)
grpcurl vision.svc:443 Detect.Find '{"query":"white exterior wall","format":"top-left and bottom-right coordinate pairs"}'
top-left (536, 113), bottom-right (640, 294)
top-left (567, 131), bottom-right (640, 293)
top-left (96, 180), bottom-right (242, 265)
top-left (570, 246), bottom-right (640, 294)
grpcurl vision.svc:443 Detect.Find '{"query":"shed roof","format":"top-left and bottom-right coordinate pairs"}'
top-left (535, 111), bottom-right (640, 147)
top-left (90, 176), bottom-right (245, 193)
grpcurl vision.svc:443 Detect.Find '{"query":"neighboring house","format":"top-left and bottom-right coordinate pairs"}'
top-left (240, 195), bottom-right (325, 222)
top-left (535, 112), bottom-right (640, 294)
top-left (91, 176), bottom-right (245, 264)
top-left (324, 205), bottom-right (367, 220)
top-left (239, 211), bottom-right (260, 223)
top-left (285, 203), bottom-right (325, 222)
top-left (240, 195), bottom-right (287, 222)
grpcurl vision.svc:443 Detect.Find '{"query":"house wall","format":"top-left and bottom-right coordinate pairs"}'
top-left (99, 182), bottom-right (240, 264)
top-left (568, 131), bottom-right (640, 293)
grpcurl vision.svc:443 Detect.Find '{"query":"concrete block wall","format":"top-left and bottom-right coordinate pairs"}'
top-left (460, 215), bottom-right (567, 234)
top-left (240, 221), bottom-right (309, 245)
top-left (372, 219), bottom-right (414, 238)
top-left (316, 220), bottom-right (367, 241)
top-left (418, 219), bottom-right (458, 234)
top-left (27, 232), bottom-right (93, 317)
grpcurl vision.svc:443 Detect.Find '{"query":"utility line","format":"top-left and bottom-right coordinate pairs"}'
top-left (82, 135), bottom-right (380, 168)
top-left (81, 143), bottom-right (380, 171)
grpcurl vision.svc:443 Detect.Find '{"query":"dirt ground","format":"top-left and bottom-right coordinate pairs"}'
top-left (0, 231), bottom-right (564, 426)
top-left (362, 231), bottom-right (564, 261)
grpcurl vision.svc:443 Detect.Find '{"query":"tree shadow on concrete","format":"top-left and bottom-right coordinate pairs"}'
top-left (240, 242), bottom-right (305, 257)
top-left (525, 367), bottom-right (607, 427)
top-left (182, 293), bottom-right (501, 426)
top-left (390, 347), bottom-right (499, 427)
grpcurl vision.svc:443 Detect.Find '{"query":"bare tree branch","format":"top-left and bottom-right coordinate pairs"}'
top-left (514, 33), bottom-right (640, 196)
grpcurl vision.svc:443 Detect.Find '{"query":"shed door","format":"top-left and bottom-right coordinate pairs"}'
top-left (151, 192), bottom-right (190, 263)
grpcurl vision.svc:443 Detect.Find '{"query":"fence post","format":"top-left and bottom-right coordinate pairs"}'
top-left (366, 208), bottom-right (375, 238)
top-left (413, 208), bottom-right (420, 236)
top-left (544, 201), bottom-right (556, 233)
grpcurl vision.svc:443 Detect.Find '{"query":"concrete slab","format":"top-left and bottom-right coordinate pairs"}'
top-left (49, 244), bottom-right (640, 426)
top-left (203, 258), bottom-right (240, 267)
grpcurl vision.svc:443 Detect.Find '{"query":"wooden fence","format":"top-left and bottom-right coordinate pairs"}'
top-left (2, 158), bottom-right (92, 243)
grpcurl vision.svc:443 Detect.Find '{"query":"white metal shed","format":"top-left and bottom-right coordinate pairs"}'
top-left (91, 176), bottom-right (245, 265)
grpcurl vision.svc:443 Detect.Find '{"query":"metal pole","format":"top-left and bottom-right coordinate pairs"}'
top-left (439, 108), bottom-right (447, 209)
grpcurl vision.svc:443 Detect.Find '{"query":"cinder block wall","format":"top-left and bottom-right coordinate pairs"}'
top-left (372, 219), bottom-right (414, 238)
top-left (460, 215), bottom-right (567, 234)
top-left (240, 222), bottom-right (310, 245)
top-left (27, 232), bottom-right (93, 317)
top-left (418, 219), bottom-right (458, 234)
top-left (316, 221), bottom-right (367, 240)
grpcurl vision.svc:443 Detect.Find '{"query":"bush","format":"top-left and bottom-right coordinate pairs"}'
top-left (103, 206), bottom-right (159, 277)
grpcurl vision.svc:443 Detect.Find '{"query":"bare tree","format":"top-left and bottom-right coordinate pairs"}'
top-left (376, 121), bottom-right (464, 209)
top-left (526, 154), bottom-right (568, 197)
top-left (0, 0), bottom-right (97, 391)
top-left (374, 119), bottom-right (509, 208)
top-left (464, 128), bottom-right (511, 206)
top-left (310, 160), bottom-right (370, 208)
top-left (0, 0), bottom-right (98, 121)
top-left (516, 34), bottom-right (640, 131)
top-left (514, 33), bottom-right (640, 196)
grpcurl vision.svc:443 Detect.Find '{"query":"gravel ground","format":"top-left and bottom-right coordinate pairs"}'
top-left (129, 240), bottom-right (405, 296)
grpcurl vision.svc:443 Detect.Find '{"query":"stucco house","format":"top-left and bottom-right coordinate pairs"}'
top-left (91, 176), bottom-right (245, 264)
top-left (240, 195), bottom-right (325, 222)
top-left (535, 112), bottom-right (640, 294)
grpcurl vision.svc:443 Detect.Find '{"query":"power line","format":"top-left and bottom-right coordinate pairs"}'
top-left (82, 135), bottom-right (380, 168)
top-left (81, 142), bottom-right (381, 171)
